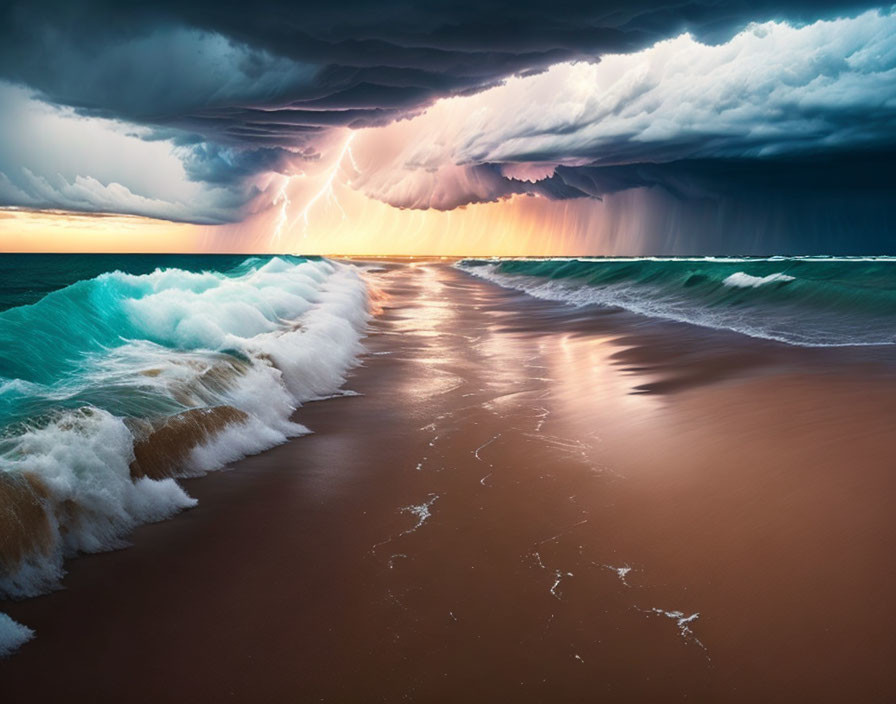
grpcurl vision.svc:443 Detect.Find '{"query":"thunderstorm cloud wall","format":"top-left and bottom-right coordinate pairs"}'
top-left (0, 1), bottom-right (894, 253)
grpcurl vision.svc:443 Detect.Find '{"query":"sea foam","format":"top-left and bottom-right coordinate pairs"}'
top-left (457, 257), bottom-right (896, 346)
top-left (0, 257), bottom-right (371, 604)
top-left (722, 271), bottom-right (795, 288)
top-left (0, 612), bottom-right (34, 658)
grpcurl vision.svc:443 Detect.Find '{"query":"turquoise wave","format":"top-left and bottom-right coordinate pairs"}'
top-left (0, 254), bottom-right (282, 312)
top-left (0, 254), bottom-right (370, 600)
top-left (458, 257), bottom-right (896, 346)
top-left (0, 255), bottom-right (328, 424)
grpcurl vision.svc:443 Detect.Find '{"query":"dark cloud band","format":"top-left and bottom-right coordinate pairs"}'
top-left (0, 0), bottom-right (877, 146)
top-left (0, 0), bottom-right (892, 232)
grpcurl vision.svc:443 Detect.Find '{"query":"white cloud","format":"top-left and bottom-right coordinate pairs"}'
top-left (0, 82), bottom-right (251, 222)
top-left (348, 9), bottom-right (896, 209)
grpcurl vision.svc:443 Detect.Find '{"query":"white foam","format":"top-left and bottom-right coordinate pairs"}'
top-left (0, 410), bottom-right (196, 598)
top-left (600, 564), bottom-right (632, 585)
top-left (372, 494), bottom-right (440, 555)
top-left (722, 271), bottom-right (795, 288)
top-left (456, 261), bottom-right (873, 347)
top-left (399, 494), bottom-right (439, 535)
top-left (550, 569), bottom-right (574, 600)
top-left (646, 608), bottom-right (707, 652)
top-left (0, 258), bottom-right (372, 601)
top-left (388, 553), bottom-right (408, 569)
top-left (473, 433), bottom-right (501, 463)
top-left (0, 612), bottom-right (34, 658)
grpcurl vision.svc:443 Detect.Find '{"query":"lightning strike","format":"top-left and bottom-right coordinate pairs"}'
top-left (271, 175), bottom-right (293, 241)
top-left (293, 133), bottom-right (359, 234)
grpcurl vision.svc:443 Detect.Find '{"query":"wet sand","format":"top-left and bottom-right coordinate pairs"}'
top-left (2, 260), bottom-right (895, 702)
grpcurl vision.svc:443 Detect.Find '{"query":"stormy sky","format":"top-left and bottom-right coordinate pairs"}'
top-left (0, 1), bottom-right (894, 253)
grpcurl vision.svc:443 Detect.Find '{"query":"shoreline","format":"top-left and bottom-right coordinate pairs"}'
top-left (0, 256), bottom-right (370, 609)
top-left (2, 260), bottom-right (895, 701)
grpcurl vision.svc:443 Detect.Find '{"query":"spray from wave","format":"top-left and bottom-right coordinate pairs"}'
top-left (0, 256), bottom-right (371, 654)
top-left (457, 257), bottom-right (896, 347)
top-left (722, 272), bottom-right (795, 288)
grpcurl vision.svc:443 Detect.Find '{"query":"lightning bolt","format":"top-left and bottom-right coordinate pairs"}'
top-left (271, 175), bottom-right (293, 242)
top-left (292, 133), bottom-right (359, 234)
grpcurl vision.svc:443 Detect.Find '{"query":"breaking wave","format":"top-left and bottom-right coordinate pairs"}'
top-left (722, 272), bottom-right (795, 288)
top-left (457, 256), bottom-right (896, 346)
top-left (0, 256), bottom-right (370, 649)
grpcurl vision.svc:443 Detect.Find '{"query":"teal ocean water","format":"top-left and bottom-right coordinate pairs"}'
top-left (0, 254), bottom-right (370, 608)
top-left (0, 254), bottom-right (267, 313)
top-left (458, 257), bottom-right (896, 347)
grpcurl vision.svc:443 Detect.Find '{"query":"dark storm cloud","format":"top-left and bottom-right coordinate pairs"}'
top-left (398, 151), bottom-right (896, 211)
top-left (0, 0), bottom-right (878, 147)
top-left (0, 0), bottom-right (891, 225)
top-left (177, 144), bottom-right (308, 186)
top-left (538, 152), bottom-right (896, 201)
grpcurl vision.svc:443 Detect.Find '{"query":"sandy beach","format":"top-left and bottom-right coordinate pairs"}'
top-left (1, 259), bottom-right (895, 702)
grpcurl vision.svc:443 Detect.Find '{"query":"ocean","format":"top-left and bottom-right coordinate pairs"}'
top-left (2, 253), bottom-right (895, 659)
top-left (457, 256), bottom-right (896, 347)
top-left (0, 255), bottom-right (371, 618)
top-left (2, 257), bottom-right (896, 699)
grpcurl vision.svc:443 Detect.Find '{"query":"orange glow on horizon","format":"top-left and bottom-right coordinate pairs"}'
top-left (0, 186), bottom-right (639, 256)
top-left (0, 116), bottom-right (636, 257)
top-left (0, 209), bottom-right (203, 253)
top-left (199, 184), bottom-right (643, 257)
